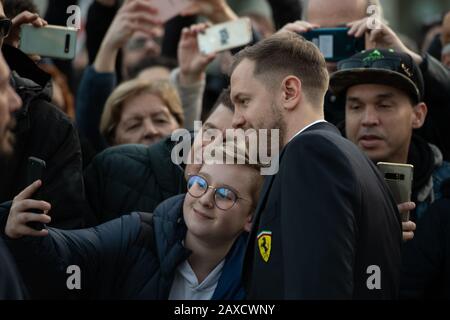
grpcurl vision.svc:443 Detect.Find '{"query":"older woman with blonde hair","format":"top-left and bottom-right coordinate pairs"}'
top-left (100, 79), bottom-right (184, 146)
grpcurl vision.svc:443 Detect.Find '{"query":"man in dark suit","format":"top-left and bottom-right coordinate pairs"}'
top-left (229, 32), bottom-right (402, 299)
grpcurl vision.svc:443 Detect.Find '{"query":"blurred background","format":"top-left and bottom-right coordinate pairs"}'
top-left (32, 0), bottom-right (450, 40)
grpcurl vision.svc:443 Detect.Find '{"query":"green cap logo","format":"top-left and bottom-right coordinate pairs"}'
top-left (363, 49), bottom-right (384, 63)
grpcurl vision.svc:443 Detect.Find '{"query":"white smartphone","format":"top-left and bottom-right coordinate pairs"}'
top-left (197, 18), bottom-right (253, 54)
top-left (377, 162), bottom-right (414, 222)
top-left (152, 0), bottom-right (193, 22)
top-left (19, 24), bottom-right (77, 60)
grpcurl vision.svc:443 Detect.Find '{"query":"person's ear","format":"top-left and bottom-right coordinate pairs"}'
top-left (280, 76), bottom-right (302, 111)
top-left (412, 102), bottom-right (427, 129)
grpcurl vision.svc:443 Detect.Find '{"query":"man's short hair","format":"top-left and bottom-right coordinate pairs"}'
top-left (231, 32), bottom-right (329, 105)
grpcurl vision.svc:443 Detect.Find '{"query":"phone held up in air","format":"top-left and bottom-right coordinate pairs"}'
top-left (19, 24), bottom-right (77, 60)
top-left (302, 27), bottom-right (365, 62)
top-left (197, 17), bottom-right (253, 55)
top-left (377, 162), bottom-right (414, 222)
top-left (26, 157), bottom-right (47, 231)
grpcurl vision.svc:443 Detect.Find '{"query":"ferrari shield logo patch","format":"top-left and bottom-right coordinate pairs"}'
top-left (257, 231), bottom-right (272, 263)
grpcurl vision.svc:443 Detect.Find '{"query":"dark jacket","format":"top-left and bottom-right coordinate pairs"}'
top-left (76, 65), bottom-right (116, 153)
top-left (0, 45), bottom-right (93, 229)
top-left (0, 238), bottom-right (27, 300)
top-left (1, 194), bottom-right (247, 300)
top-left (327, 54), bottom-right (450, 161)
top-left (408, 136), bottom-right (450, 220)
top-left (84, 135), bottom-right (187, 225)
top-left (400, 197), bottom-right (450, 299)
top-left (243, 122), bottom-right (402, 299)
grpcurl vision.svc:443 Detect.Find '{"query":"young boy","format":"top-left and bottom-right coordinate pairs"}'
top-left (2, 144), bottom-right (264, 299)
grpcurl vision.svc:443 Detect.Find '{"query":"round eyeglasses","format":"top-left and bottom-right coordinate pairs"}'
top-left (187, 175), bottom-right (251, 211)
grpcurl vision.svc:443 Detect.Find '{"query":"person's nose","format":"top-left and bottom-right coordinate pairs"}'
top-left (232, 110), bottom-right (246, 129)
top-left (8, 85), bottom-right (22, 113)
top-left (143, 118), bottom-right (159, 136)
top-left (361, 107), bottom-right (380, 127)
top-left (198, 187), bottom-right (215, 209)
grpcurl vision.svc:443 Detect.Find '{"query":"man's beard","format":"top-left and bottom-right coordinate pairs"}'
top-left (252, 102), bottom-right (286, 159)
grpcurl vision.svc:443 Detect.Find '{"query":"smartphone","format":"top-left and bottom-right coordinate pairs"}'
top-left (198, 18), bottom-right (253, 55)
top-left (19, 24), bottom-right (77, 60)
top-left (26, 157), bottom-right (47, 231)
top-left (302, 27), bottom-right (365, 62)
top-left (377, 162), bottom-right (414, 222)
top-left (152, 0), bottom-right (193, 23)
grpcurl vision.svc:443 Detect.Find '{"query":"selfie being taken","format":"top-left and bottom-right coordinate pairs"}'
top-left (1, 0), bottom-right (450, 315)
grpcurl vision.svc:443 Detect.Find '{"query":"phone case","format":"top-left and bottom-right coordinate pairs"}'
top-left (377, 162), bottom-right (414, 221)
top-left (19, 25), bottom-right (77, 60)
top-left (27, 157), bottom-right (47, 230)
top-left (302, 27), bottom-right (365, 62)
top-left (198, 18), bottom-right (253, 54)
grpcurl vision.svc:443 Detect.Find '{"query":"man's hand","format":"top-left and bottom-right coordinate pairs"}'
top-left (398, 202), bottom-right (416, 242)
top-left (347, 18), bottom-right (423, 65)
top-left (94, 0), bottom-right (162, 72)
top-left (181, 0), bottom-right (238, 24)
top-left (5, 180), bottom-right (51, 239)
top-left (4, 11), bottom-right (47, 48)
top-left (276, 20), bottom-right (320, 35)
top-left (178, 23), bottom-right (216, 85)
top-left (101, 0), bottom-right (161, 52)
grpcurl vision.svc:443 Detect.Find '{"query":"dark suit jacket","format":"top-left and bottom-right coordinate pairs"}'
top-left (243, 122), bottom-right (402, 299)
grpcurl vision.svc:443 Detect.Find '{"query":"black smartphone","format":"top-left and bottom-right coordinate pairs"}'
top-left (26, 157), bottom-right (46, 231)
top-left (302, 27), bottom-right (365, 62)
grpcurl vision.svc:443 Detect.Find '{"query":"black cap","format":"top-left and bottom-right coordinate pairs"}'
top-left (329, 49), bottom-right (424, 103)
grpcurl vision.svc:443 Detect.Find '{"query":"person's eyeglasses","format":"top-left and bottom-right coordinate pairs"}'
top-left (337, 57), bottom-right (403, 72)
top-left (0, 19), bottom-right (12, 38)
top-left (187, 175), bottom-right (251, 211)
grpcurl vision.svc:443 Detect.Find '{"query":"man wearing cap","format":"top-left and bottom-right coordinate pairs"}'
top-left (330, 48), bottom-right (450, 223)
top-left (330, 49), bottom-right (450, 299)
top-left (280, 0), bottom-right (450, 162)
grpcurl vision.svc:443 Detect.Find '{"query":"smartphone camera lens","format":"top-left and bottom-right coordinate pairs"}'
top-left (64, 34), bottom-right (70, 53)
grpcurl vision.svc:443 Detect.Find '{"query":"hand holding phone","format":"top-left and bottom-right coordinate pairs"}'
top-left (19, 24), bottom-right (77, 60)
top-left (197, 18), bottom-right (253, 54)
top-left (377, 162), bottom-right (414, 222)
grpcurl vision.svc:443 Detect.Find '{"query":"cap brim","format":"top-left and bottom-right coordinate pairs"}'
top-left (329, 69), bottom-right (421, 102)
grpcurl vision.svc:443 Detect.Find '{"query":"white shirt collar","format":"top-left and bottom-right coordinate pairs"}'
top-left (168, 259), bottom-right (225, 300)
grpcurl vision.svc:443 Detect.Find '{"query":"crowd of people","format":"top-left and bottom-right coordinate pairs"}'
top-left (1, 0), bottom-right (450, 300)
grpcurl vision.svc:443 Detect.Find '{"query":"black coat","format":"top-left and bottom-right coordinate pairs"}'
top-left (243, 122), bottom-right (402, 299)
top-left (0, 238), bottom-right (27, 300)
top-left (84, 136), bottom-right (187, 224)
top-left (0, 45), bottom-right (93, 229)
top-left (400, 197), bottom-right (450, 299)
